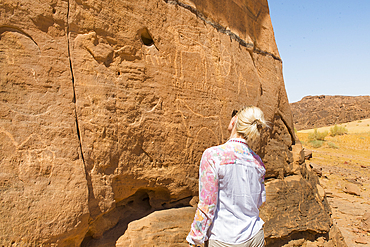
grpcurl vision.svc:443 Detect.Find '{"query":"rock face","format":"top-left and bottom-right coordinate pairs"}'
top-left (116, 207), bottom-right (195, 247)
top-left (290, 95), bottom-right (370, 130)
top-left (0, 0), bottom-right (341, 246)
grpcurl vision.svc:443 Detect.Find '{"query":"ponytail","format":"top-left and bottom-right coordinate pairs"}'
top-left (235, 106), bottom-right (268, 142)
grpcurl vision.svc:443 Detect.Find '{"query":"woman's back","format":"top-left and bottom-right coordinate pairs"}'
top-left (208, 139), bottom-right (265, 244)
top-left (187, 106), bottom-right (268, 247)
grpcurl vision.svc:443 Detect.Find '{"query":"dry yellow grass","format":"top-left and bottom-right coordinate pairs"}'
top-left (297, 119), bottom-right (370, 188)
top-left (299, 118), bottom-right (370, 134)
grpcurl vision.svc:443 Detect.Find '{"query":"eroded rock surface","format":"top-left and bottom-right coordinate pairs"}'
top-left (0, 1), bottom-right (89, 246)
top-left (291, 95), bottom-right (370, 131)
top-left (308, 161), bottom-right (370, 247)
top-left (116, 207), bottom-right (195, 247)
top-left (0, 0), bottom-right (342, 246)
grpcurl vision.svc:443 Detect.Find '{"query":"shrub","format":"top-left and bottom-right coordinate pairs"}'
top-left (310, 140), bottom-right (324, 148)
top-left (308, 129), bottom-right (328, 141)
top-left (327, 142), bottom-right (339, 149)
top-left (330, 124), bottom-right (348, 136)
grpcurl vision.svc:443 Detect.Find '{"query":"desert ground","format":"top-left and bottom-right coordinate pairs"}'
top-left (297, 119), bottom-right (370, 246)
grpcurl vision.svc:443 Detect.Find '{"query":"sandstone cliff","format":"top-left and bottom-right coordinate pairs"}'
top-left (0, 0), bottom-right (344, 246)
top-left (291, 95), bottom-right (370, 131)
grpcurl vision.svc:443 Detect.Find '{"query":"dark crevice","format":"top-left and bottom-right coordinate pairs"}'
top-left (67, 0), bottom-right (85, 165)
top-left (275, 110), bottom-right (295, 146)
top-left (276, 86), bottom-right (295, 146)
top-left (81, 189), bottom-right (193, 247)
top-left (247, 49), bottom-right (256, 68)
top-left (133, 138), bottom-right (154, 162)
top-left (81, 190), bottom-right (154, 247)
top-left (161, 195), bottom-right (193, 209)
top-left (67, 1), bottom-right (102, 239)
top-left (260, 84), bottom-right (263, 96)
top-left (67, 3), bottom-right (97, 226)
top-left (265, 230), bottom-right (329, 247)
top-left (0, 26), bottom-right (39, 47)
top-left (253, 47), bottom-right (282, 62)
top-left (163, 0), bottom-right (282, 62)
top-left (265, 170), bottom-right (304, 181)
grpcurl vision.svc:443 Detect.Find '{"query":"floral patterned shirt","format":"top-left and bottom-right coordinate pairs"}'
top-left (186, 138), bottom-right (266, 245)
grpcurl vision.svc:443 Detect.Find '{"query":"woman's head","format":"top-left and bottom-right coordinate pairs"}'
top-left (229, 106), bottom-right (268, 142)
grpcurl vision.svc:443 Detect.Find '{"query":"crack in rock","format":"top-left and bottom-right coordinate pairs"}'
top-left (67, 0), bottom-right (85, 165)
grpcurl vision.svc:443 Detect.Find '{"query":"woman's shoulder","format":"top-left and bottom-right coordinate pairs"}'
top-left (208, 142), bottom-right (231, 152)
top-left (248, 150), bottom-right (265, 169)
top-left (202, 142), bottom-right (229, 157)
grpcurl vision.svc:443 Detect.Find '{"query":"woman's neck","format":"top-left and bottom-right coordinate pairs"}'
top-left (228, 128), bottom-right (244, 140)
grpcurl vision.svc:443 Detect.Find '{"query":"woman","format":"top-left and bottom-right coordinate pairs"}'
top-left (186, 106), bottom-right (268, 247)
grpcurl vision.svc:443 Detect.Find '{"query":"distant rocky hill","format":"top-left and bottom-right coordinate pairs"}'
top-left (290, 95), bottom-right (370, 130)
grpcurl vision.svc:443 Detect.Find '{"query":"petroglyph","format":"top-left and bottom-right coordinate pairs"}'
top-left (170, 25), bottom-right (208, 92)
top-left (237, 71), bottom-right (248, 96)
top-left (0, 28), bottom-right (51, 117)
top-left (175, 98), bottom-right (223, 152)
top-left (143, 45), bottom-right (172, 67)
top-left (74, 32), bottom-right (114, 67)
top-left (0, 130), bottom-right (55, 180)
top-left (129, 97), bottom-right (162, 127)
top-left (116, 63), bottom-right (146, 87)
top-left (115, 45), bottom-right (137, 57)
top-left (219, 46), bottom-right (232, 77)
top-left (0, 28), bottom-right (41, 69)
top-left (19, 149), bottom-right (55, 180)
top-left (175, 50), bottom-right (205, 86)
top-left (147, 98), bottom-right (162, 113)
top-left (74, 32), bottom-right (141, 69)
top-left (144, 52), bottom-right (172, 67)
top-left (0, 127), bottom-right (19, 148)
top-left (168, 25), bottom-right (237, 97)
top-left (0, 1), bottom-right (332, 245)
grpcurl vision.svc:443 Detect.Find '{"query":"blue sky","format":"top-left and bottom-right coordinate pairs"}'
top-left (268, 0), bottom-right (370, 102)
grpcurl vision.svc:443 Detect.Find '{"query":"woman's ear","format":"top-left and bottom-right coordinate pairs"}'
top-left (227, 116), bottom-right (237, 132)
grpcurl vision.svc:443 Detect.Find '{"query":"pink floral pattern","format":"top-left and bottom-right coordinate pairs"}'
top-left (187, 149), bottom-right (218, 244)
top-left (186, 139), bottom-right (266, 245)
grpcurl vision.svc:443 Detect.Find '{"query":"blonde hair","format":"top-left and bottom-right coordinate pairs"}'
top-left (236, 106), bottom-right (268, 142)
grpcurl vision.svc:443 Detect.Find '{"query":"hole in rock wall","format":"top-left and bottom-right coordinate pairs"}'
top-left (139, 28), bottom-right (154, 46)
top-left (260, 84), bottom-right (263, 96)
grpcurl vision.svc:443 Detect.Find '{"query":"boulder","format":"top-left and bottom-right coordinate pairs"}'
top-left (304, 148), bottom-right (313, 160)
top-left (261, 175), bottom-right (331, 246)
top-left (116, 207), bottom-right (196, 247)
top-left (0, 0), bottom-right (341, 246)
top-left (317, 184), bottom-right (326, 201)
top-left (342, 183), bottom-right (361, 196)
top-left (361, 213), bottom-right (370, 232)
top-left (327, 225), bottom-right (347, 247)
